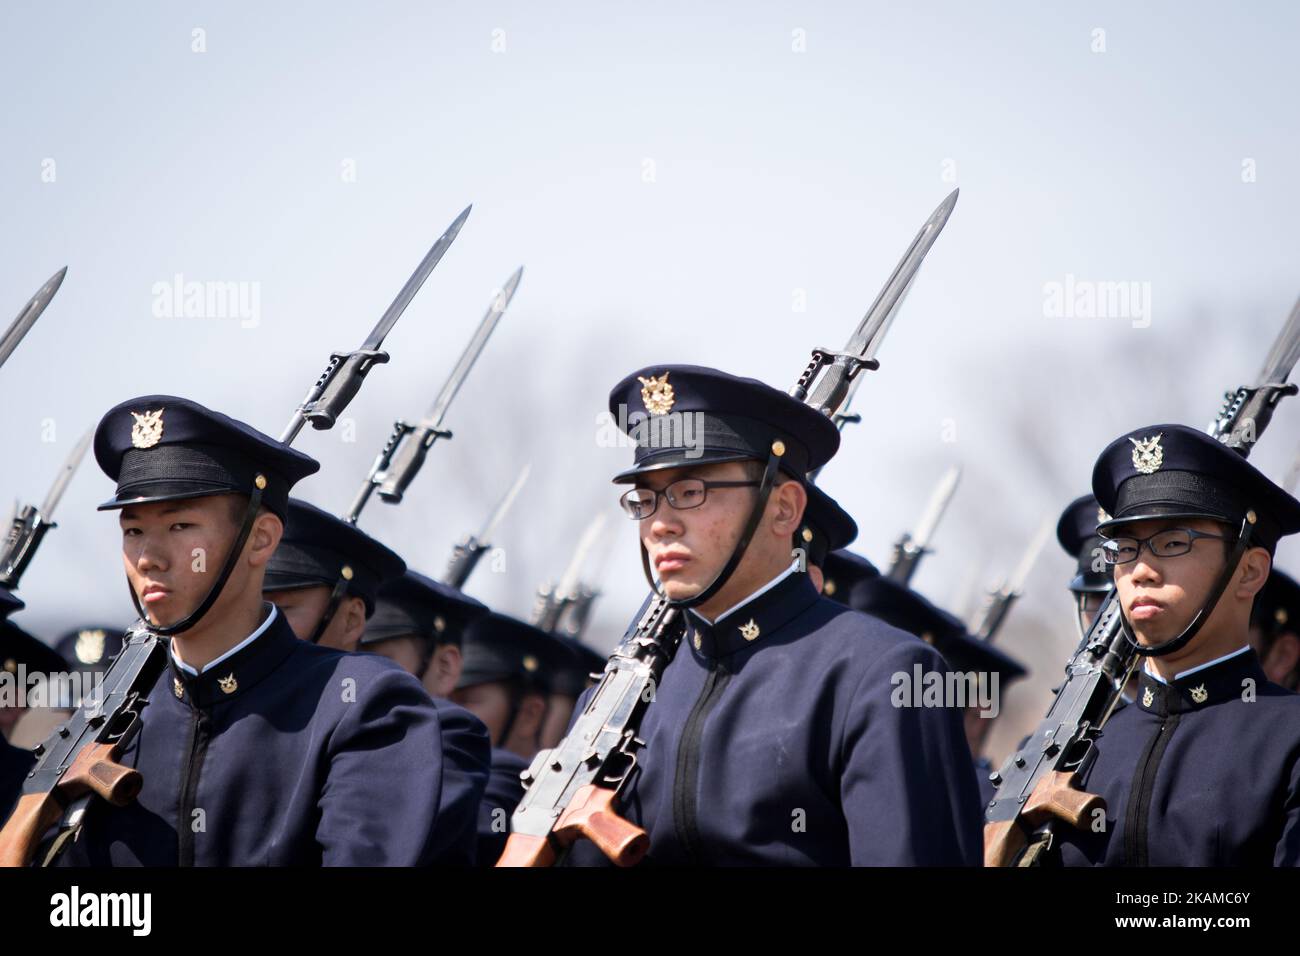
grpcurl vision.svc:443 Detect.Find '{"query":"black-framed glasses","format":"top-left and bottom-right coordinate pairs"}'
top-left (618, 478), bottom-right (759, 520)
top-left (1100, 527), bottom-right (1232, 565)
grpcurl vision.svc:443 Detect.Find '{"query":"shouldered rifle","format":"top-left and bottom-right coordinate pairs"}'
top-left (0, 430), bottom-right (91, 590)
top-left (984, 296), bottom-right (1300, 867)
top-left (0, 259), bottom-right (432, 866)
top-left (968, 515), bottom-right (1053, 642)
top-left (887, 464), bottom-right (961, 585)
top-left (532, 513), bottom-right (607, 635)
top-left (346, 266), bottom-right (522, 522)
top-left (497, 190), bottom-right (960, 866)
top-left (281, 206), bottom-right (471, 444)
top-left (443, 463), bottom-right (530, 590)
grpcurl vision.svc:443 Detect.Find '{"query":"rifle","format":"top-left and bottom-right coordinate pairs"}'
top-left (532, 513), bottom-right (608, 637)
top-left (0, 214), bottom-right (469, 867)
top-left (347, 266), bottom-right (522, 521)
top-left (442, 463), bottom-right (530, 590)
top-left (967, 515), bottom-right (1053, 642)
top-left (0, 430), bottom-right (91, 590)
top-left (497, 189), bottom-right (959, 866)
top-left (886, 465), bottom-right (961, 585)
top-left (984, 295), bottom-right (1300, 867)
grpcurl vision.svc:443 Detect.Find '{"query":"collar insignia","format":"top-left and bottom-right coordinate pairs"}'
top-left (173, 677), bottom-right (184, 699)
top-left (739, 619), bottom-right (760, 642)
top-left (637, 372), bottom-right (675, 415)
top-left (1142, 685), bottom-right (1154, 708)
top-left (1189, 683), bottom-right (1208, 704)
top-left (130, 408), bottom-right (165, 449)
top-left (218, 673), bottom-right (238, 695)
top-left (1129, 433), bottom-right (1164, 475)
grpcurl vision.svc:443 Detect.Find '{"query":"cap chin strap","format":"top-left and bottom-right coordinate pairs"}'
top-left (129, 483), bottom-right (265, 637)
top-left (307, 575), bottom-right (351, 645)
top-left (638, 444), bottom-right (785, 610)
top-left (1120, 513), bottom-right (1255, 659)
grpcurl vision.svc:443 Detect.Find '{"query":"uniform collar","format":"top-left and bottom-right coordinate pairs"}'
top-left (686, 564), bottom-right (819, 658)
top-left (1135, 645), bottom-right (1261, 715)
top-left (168, 603), bottom-right (298, 708)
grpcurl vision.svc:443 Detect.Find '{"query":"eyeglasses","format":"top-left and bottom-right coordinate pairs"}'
top-left (1100, 527), bottom-right (1231, 565)
top-left (618, 478), bottom-right (759, 520)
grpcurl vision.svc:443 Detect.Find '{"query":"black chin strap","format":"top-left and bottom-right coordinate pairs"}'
top-left (307, 573), bottom-right (351, 645)
top-left (129, 483), bottom-right (266, 637)
top-left (638, 443), bottom-right (786, 610)
top-left (1120, 513), bottom-right (1256, 658)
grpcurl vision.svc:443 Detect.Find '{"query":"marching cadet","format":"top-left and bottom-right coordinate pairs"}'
top-left (361, 568), bottom-right (488, 698)
top-left (1, 590), bottom-right (67, 819)
top-left (569, 365), bottom-right (982, 865)
top-left (537, 634), bottom-right (605, 750)
top-left (1056, 494), bottom-right (1116, 637)
top-left (262, 497), bottom-right (406, 650)
top-left (53, 395), bottom-right (488, 865)
top-left (851, 574), bottom-right (1026, 809)
top-left (1055, 424), bottom-right (1300, 866)
top-left (1249, 568), bottom-right (1299, 690)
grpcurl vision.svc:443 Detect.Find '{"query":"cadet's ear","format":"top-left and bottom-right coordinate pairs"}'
top-left (339, 596), bottom-right (368, 652)
top-left (245, 511), bottom-right (283, 568)
top-left (1234, 547), bottom-right (1272, 601)
top-left (768, 478), bottom-right (807, 538)
top-left (424, 644), bottom-right (463, 698)
top-left (1265, 633), bottom-right (1300, 682)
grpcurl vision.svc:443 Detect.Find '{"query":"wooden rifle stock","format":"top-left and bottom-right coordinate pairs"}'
top-left (496, 784), bottom-right (648, 868)
top-left (983, 770), bottom-right (1103, 867)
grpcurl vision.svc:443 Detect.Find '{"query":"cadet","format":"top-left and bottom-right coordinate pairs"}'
top-left (537, 634), bottom-right (605, 750)
top-left (263, 497), bottom-right (405, 650)
top-left (1055, 423), bottom-right (1300, 866)
top-left (569, 365), bottom-right (982, 865)
top-left (55, 395), bottom-right (488, 866)
top-left (1248, 568), bottom-right (1299, 690)
top-left (1, 592), bottom-right (67, 820)
top-left (362, 568), bottom-right (488, 698)
top-left (451, 611), bottom-right (558, 864)
top-left (1055, 493), bottom-right (1116, 637)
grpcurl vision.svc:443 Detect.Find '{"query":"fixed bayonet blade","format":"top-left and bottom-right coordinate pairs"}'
top-left (364, 205), bottom-right (472, 351)
top-left (556, 512), bottom-right (608, 601)
top-left (1, 267), bottom-right (67, 370)
top-left (478, 462), bottom-right (531, 544)
top-left (1254, 294), bottom-right (1300, 386)
top-left (39, 430), bottom-right (92, 519)
top-left (911, 465), bottom-right (961, 552)
top-left (417, 265), bottom-right (523, 431)
top-left (1006, 516), bottom-right (1054, 595)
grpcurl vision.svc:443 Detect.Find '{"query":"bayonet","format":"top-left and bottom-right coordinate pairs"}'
top-left (443, 463), bottom-right (531, 590)
top-left (533, 513), bottom-right (608, 634)
top-left (887, 465), bottom-right (961, 585)
top-left (1, 268), bottom-right (66, 371)
top-left (0, 430), bottom-right (92, 590)
top-left (281, 205), bottom-right (472, 443)
top-left (969, 515), bottom-right (1053, 642)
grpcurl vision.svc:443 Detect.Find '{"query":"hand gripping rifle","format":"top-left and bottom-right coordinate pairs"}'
top-left (984, 295), bottom-right (1300, 867)
top-left (0, 212), bottom-right (472, 866)
top-left (496, 189), bottom-right (959, 866)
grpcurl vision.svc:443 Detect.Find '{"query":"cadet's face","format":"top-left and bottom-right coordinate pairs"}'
top-left (450, 681), bottom-right (512, 745)
top-left (635, 461), bottom-right (755, 602)
top-left (266, 585), bottom-right (332, 640)
top-left (119, 497), bottom-right (242, 628)
top-left (1112, 517), bottom-right (1230, 646)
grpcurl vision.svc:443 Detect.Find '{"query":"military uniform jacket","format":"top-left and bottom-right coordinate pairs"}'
top-left (57, 606), bottom-right (489, 866)
top-left (568, 570), bottom-right (983, 866)
top-left (476, 747), bottom-right (528, 866)
top-left (1, 735), bottom-right (35, 821)
top-left (1056, 648), bottom-right (1300, 866)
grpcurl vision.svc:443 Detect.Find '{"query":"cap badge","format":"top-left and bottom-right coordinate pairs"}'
top-left (1142, 686), bottom-right (1154, 708)
top-left (3, 658), bottom-right (15, 674)
top-left (522, 654), bottom-right (539, 673)
top-left (218, 673), bottom-right (238, 694)
top-left (173, 677), bottom-right (184, 699)
top-left (1190, 683), bottom-right (1208, 704)
top-left (130, 408), bottom-right (165, 449)
top-left (637, 372), bottom-right (675, 415)
top-left (739, 619), bottom-right (760, 642)
top-left (1129, 434), bottom-right (1164, 475)
top-left (75, 629), bottom-right (107, 664)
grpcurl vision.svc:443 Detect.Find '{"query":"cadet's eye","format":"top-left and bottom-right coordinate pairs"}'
top-left (122, 527), bottom-right (141, 537)
top-left (170, 522), bottom-right (194, 532)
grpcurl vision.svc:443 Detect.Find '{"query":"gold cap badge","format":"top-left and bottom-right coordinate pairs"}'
top-left (739, 619), bottom-right (760, 642)
top-left (522, 654), bottom-right (539, 673)
top-left (218, 673), bottom-right (238, 694)
top-left (637, 372), bottom-right (675, 415)
top-left (1189, 683), bottom-right (1208, 704)
top-left (130, 408), bottom-right (165, 449)
top-left (1129, 434), bottom-right (1164, 475)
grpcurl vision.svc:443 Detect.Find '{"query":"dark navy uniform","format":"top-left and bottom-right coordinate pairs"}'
top-left (1, 610), bottom-right (70, 820)
top-left (52, 395), bottom-right (489, 865)
top-left (1052, 423), bottom-right (1300, 866)
top-left (1251, 568), bottom-right (1300, 690)
top-left (568, 365), bottom-right (982, 865)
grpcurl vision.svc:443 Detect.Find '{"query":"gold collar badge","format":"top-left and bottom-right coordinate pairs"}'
top-left (173, 677), bottom-right (184, 699)
top-left (739, 619), bottom-right (760, 642)
top-left (637, 372), bottom-right (675, 415)
top-left (218, 673), bottom-right (238, 694)
top-left (1189, 683), bottom-right (1208, 704)
top-left (1142, 686), bottom-right (1154, 708)
top-left (1129, 433), bottom-right (1164, 475)
top-left (130, 408), bottom-right (165, 449)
